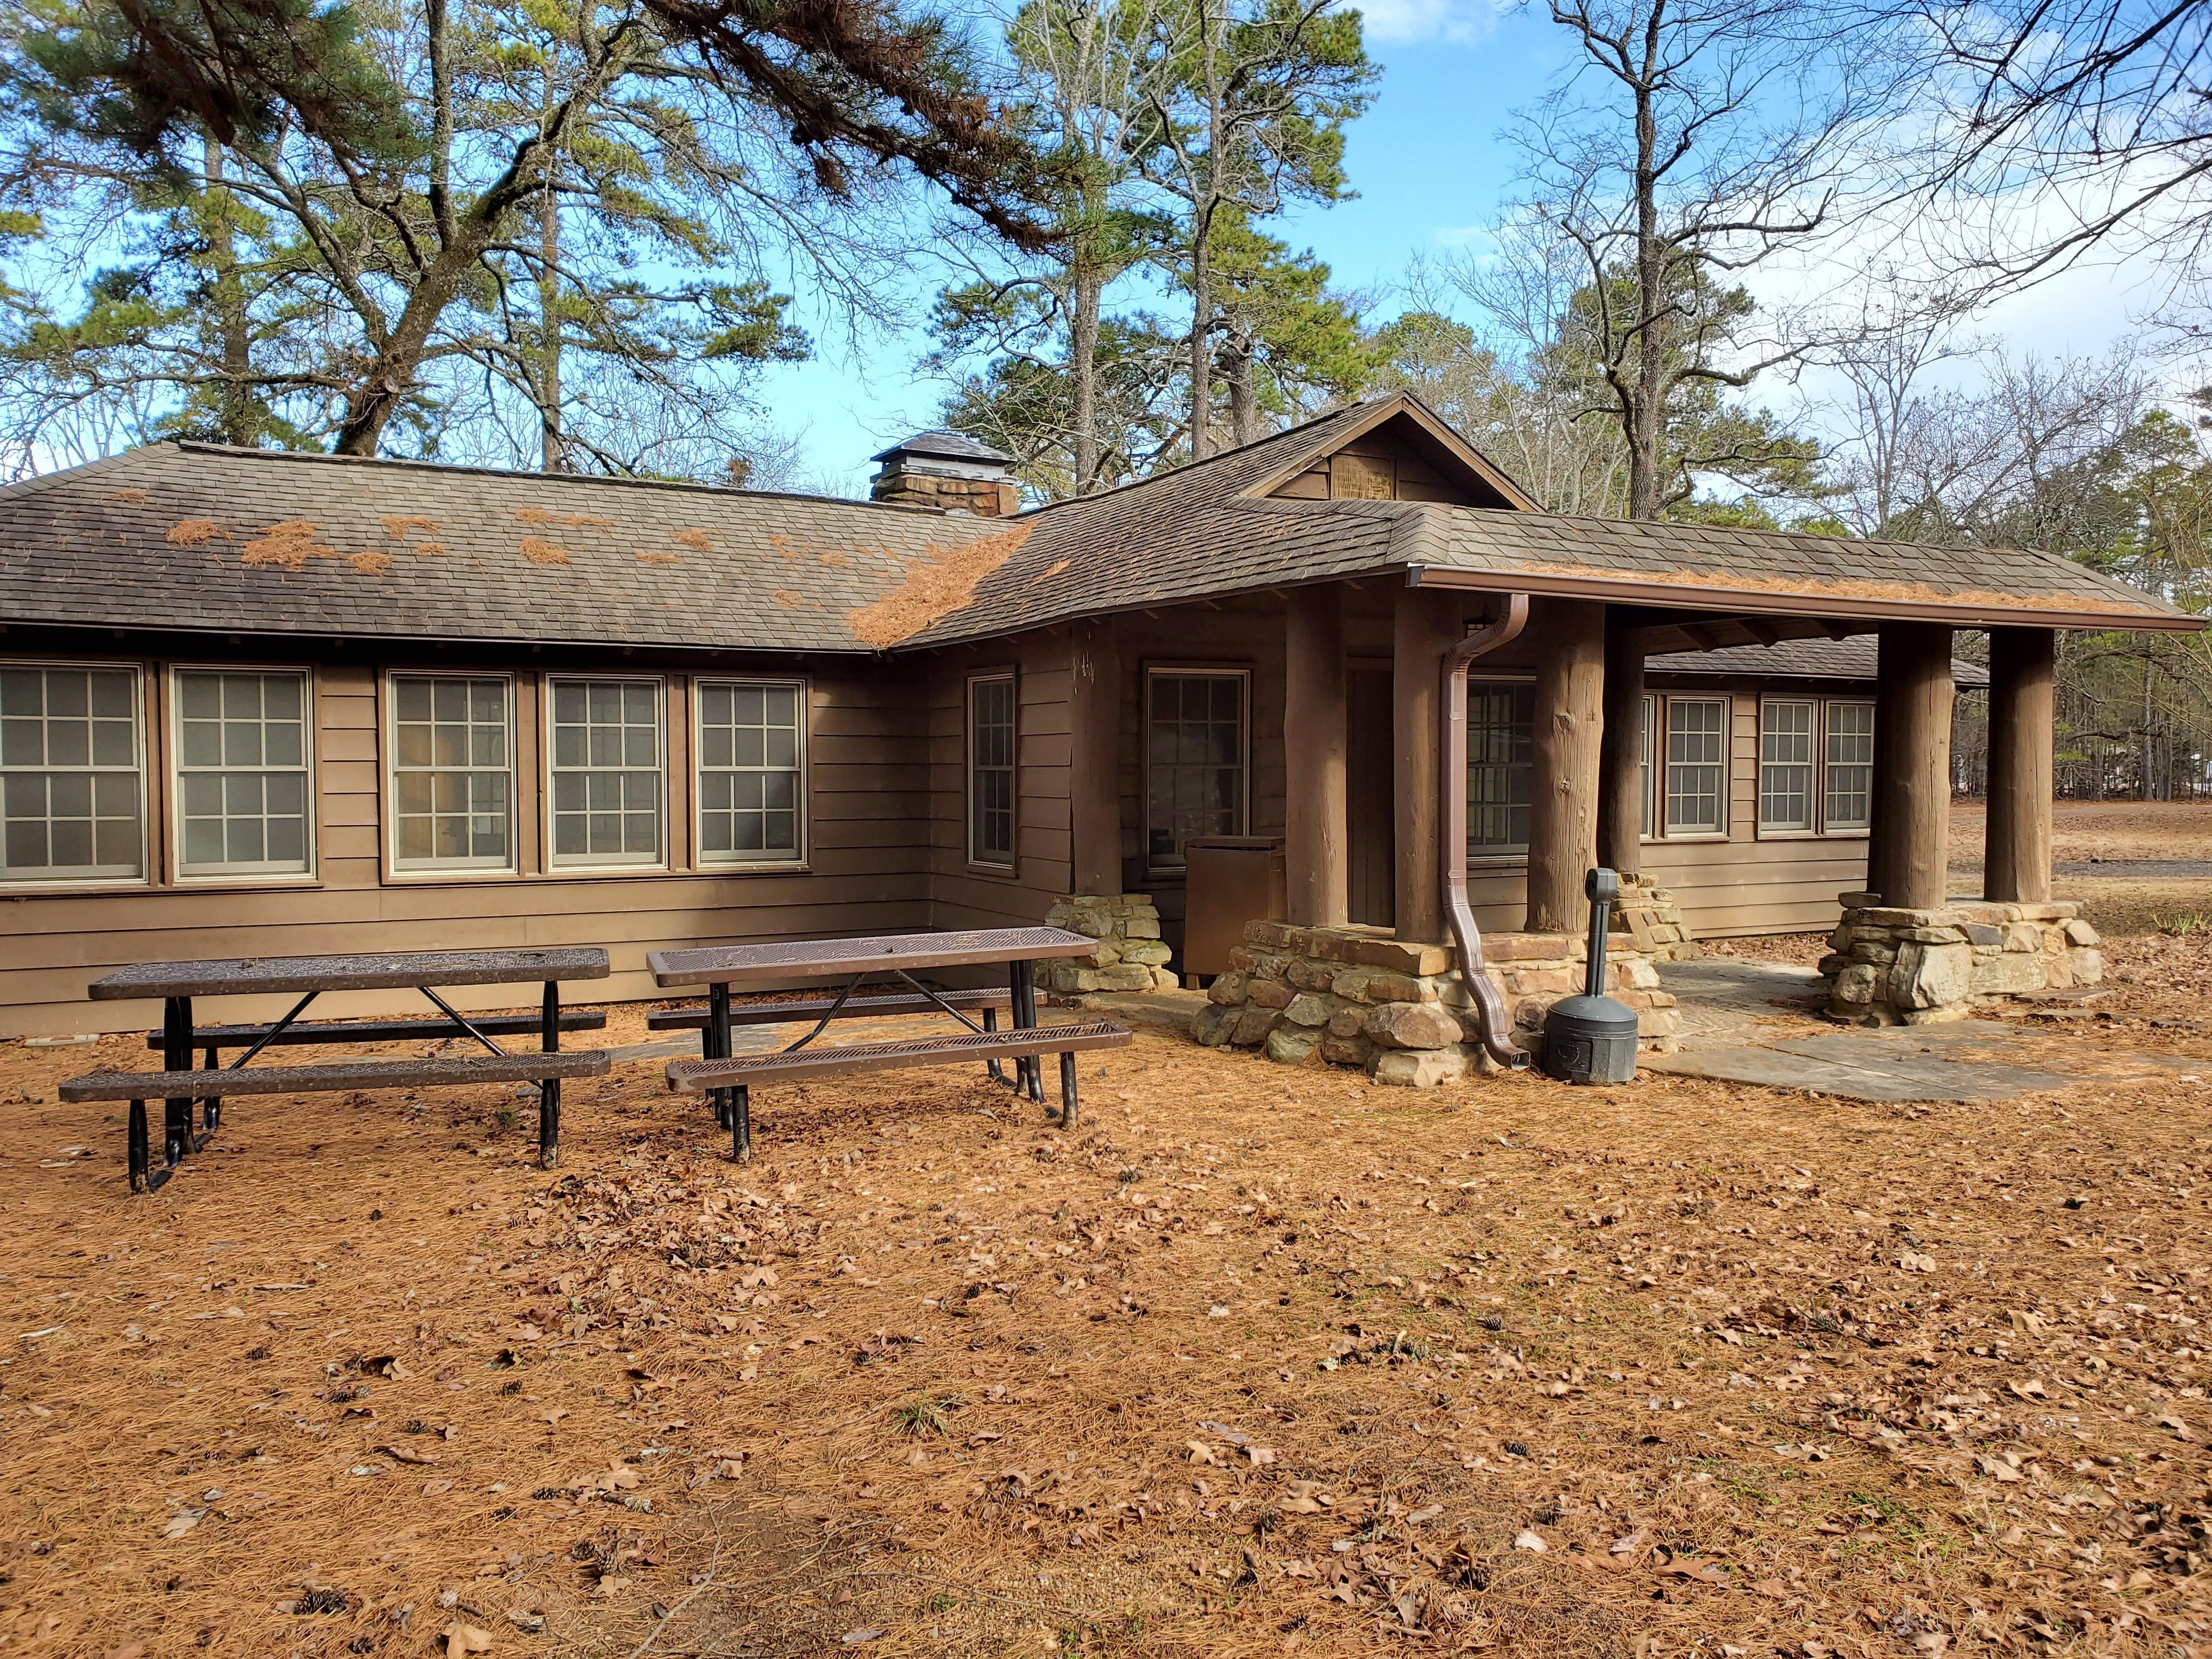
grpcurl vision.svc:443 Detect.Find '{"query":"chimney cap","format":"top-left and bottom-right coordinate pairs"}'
top-left (870, 428), bottom-right (1015, 468)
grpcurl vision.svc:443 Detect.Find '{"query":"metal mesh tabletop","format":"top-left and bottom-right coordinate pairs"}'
top-left (88, 947), bottom-right (612, 1001)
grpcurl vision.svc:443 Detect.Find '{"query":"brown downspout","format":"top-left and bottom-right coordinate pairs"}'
top-left (1442, 593), bottom-right (1532, 1069)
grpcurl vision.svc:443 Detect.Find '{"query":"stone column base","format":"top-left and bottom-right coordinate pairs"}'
top-left (1190, 919), bottom-right (1679, 1086)
top-left (1611, 874), bottom-right (1701, 961)
top-left (1041, 895), bottom-right (1179, 994)
top-left (1818, 892), bottom-right (2103, 1025)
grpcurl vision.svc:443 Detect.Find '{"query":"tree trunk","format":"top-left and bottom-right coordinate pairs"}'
top-left (1526, 599), bottom-right (1607, 933)
top-left (1985, 627), bottom-right (2054, 904)
top-left (203, 137), bottom-right (253, 447)
top-left (1187, 221), bottom-right (1213, 461)
top-left (1284, 585), bottom-right (1348, 927)
top-left (538, 71), bottom-right (563, 474)
top-left (1626, 32), bottom-right (1663, 522)
top-left (1869, 622), bottom-right (1954, 910)
top-left (1069, 261), bottom-right (1102, 492)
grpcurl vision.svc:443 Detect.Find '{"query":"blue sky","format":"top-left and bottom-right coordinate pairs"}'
top-left (752, 0), bottom-right (2162, 493)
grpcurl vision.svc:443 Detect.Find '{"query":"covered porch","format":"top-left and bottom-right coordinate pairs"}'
top-left (1049, 577), bottom-right (2076, 1082)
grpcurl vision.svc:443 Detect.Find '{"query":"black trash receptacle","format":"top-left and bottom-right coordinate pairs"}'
top-left (1543, 867), bottom-right (1641, 1085)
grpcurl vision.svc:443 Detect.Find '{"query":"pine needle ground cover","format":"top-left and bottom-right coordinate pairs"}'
top-left (5, 940), bottom-right (2212, 1657)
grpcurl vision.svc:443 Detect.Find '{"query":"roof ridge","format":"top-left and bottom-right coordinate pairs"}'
top-left (163, 440), bottom-right (956, 518)
top-left (1008, 400), bottom-right (1375, 523)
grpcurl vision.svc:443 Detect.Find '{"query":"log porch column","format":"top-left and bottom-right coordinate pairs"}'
top-left (1284, 584), bottom-right (1349, 927)
top-left (1525, 597), bottom-right (1607, 934)
top-left (1392, 585), bottom-right (1463, 943)
top-left (1069, 617), bottom-right (1122, 895)
top-left (1595, 616), bottom-right (1646, 878)
top-left (1984, 625), bottom-right (2057, 904)
top-left (1868, 621), bottom-right (1955, 911)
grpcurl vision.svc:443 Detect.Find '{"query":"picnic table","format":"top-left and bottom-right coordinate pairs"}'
top-left (61, 948), bottom-right (612, 1193)
top-left (645, 927), bottom-right (1129, 1160)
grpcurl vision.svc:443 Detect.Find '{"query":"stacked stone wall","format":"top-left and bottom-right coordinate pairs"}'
top-left (1613, 874), bottom-right (1701, 962)
top-left (1192, 920), bottom-right (1680, 1087)
top-left (1040, 895), bottom-right (1178, 995)
top-left (1819, 893), bottom-right (2103, 1025)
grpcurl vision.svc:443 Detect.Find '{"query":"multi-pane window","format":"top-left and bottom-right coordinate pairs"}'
top-left (1466, 681), bottom-right (1534, 857)
top-left (548, 678), bottom-right (662, 868)
top-left (0, 664), bottom-right (142, 882)
top-left (1825, 699), bottom-right (1876, 831)
top-left (1664, 697), bottom-right (1729, 835)
top-left (967, 674), bottom-right (1017, 867)
top-left (1757, 699), bottom-right (1817, 833)
top-left (175, 670), bottom-right (312, 876)
top-left (1145, 670), bottom-right (1246, 867)
top-left (696, 680), bottom-right (803, 864)
top-left (390, 675), bottom-right (514, 871)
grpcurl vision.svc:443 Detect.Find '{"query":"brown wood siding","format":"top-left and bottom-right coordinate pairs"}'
top-left (0, 648), bottom-right (933, 1035)
top-left (924, 634), bottom-right (1074, 933)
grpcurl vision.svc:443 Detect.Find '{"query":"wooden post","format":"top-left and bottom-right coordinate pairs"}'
top-left (1595, 616), bottom-right (1646, 878)
top-left (1284, 584), bottom-right (1348, 927)
top-left (1525, 598), bottom-right (1607, 934)
top-left (1869, 621), bottom-right (1955, 911)
top-left (1392, 584), bottom-right (1462, 943)
top-left (1985, 625), bottom-right (2056, 903)
top-left (1068, 618), bottom-right (1122, 895)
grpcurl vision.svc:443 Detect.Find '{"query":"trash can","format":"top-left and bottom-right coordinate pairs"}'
top-left (1182, 837), bottom-right (1287, 978)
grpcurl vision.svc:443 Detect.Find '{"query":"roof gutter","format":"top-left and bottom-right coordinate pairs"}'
top-left (1405, 565), bottom-right (2203, 634)
top-left (1442, 594), bottom-right (1531, 1070)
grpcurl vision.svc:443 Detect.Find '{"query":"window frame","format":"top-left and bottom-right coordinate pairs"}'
top-left (964, 668), bottom-right (1019, 873)
top-left (0, 657), bottom-right (150, 890)
top-left (1821, 697), bottom-right (1876, 838)
top-left (691, 675), bottom-right (809, 872)
top-left (1658, 693), bottom-right (1731, 840)
top-left (1142, 663), bottom-right (1251, 875)
top-left (540, 674), bottom-right (669, 874)
top-left (1755, 696), bottom-right (1820, 838)
top-left (382, 669), bottom-right (520, 879)
top-left (1463, 674), bottom-right (1537, 864)
top-left (167, 662), bottom-right (318, 884)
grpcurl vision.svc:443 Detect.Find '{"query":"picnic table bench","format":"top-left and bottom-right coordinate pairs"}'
top-left (645, 927), bottom-right (1128, 1160)
top-left (62, 947), bottom-right (612, 1192)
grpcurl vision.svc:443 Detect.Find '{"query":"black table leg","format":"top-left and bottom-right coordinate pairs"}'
top-left (732, 1083), bottom-right (751, 1164)
top-left (1010, 960), bottom-right (1043, 1104)
top-left (1059, 1051), bottom-right (1079, 1130)
top-left (162, 996), bottom-right (195, 1166)
top-left (538, 980), bottom-right (561, 1169)
top-left (201, 1045), bottom-right (222, 1133)
top-left (981, 1005), bottom-right (1009, 1086)
top-left (708, 983), bottom-right (733, 1132)
top-left (127, 1099), bottom-right (149, 1193)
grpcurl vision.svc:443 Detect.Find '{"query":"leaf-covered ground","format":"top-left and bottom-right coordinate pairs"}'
top-left (6, 940), bottom-right (2212, 1656)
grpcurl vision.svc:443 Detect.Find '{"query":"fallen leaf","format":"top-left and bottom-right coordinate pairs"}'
top-left (1660, 1560), bottom-right (1731, 1585)
top-left (840, 1632), bottom-right (884, 1646)
top-left (1513, 1530), bottom-right (1547, 1552)
top-left (441, 1623), bottom-right (494, 1656)
top-left (380, 1443), bottom-right (440, 1466)
top-left (2008, 1379), bottom-right (2047, 1401)
top-left (1898, 1251), bottom-right (1937, 1273)
top-left (1974, 1455), bottom-right (2022, 1482)
top-left (162, 1511), bottom-right (201, 1540)
top-left (2157, 1414), bottom-right (2193, 1440)
top-left (1242, 1446), bottom-right (1276, 1465)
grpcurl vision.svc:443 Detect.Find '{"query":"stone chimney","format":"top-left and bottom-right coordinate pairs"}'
top-left (868, 430), bottom-right (1020, 516)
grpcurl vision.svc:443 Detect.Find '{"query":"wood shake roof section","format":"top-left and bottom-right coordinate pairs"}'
top-left (0, 441), bottom-right (1010, 652)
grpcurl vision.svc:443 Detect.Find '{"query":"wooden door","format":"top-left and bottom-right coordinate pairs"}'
top-left (1346, 668), bottom-right (1395, 927)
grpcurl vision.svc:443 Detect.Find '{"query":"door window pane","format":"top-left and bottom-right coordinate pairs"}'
top-left (1825, 699), bottom-right (1876, 831)
top-left (697, 680), bottom-right (804, 862)
top-left (548, 678), bottom-right (662, 867)
top-left (1664, 697), bottom-right (1728, 835)
top-left (0, 665), bottom-right (143, 882)
top-left (391, 675), bottom-right (512, 870)
top-left (1466, 681), bottom-right (1534, 857)
top-left (175, 669), bottom-right (313, 875)
top-left (1145, 671), bottom-right (1246, 867)
top-left (1758, 699), bottom-right (1816, 833)
top-left (968, 674), bottom-right (1017, 866)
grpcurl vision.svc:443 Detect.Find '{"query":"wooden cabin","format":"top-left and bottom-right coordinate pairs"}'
top-left (0, 396), bottom-right (2193, 1036)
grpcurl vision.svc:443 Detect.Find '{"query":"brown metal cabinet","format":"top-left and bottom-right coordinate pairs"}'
top-left (1182, 836), bottom-right (1287, 978)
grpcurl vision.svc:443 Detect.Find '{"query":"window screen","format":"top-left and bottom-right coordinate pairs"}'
top-left (1825, 699), bottom-right (1876, 831)
top-left (1466, 681), bottom-right (1534, 857)
top-left (0, 665), bottom-right (142, 882)
top-left (1145, 671), bottom-right (1246, 867)
top-left (391, 675), bottom-right (513, 870)
top-left (1664, 697), bottom-right (1728, 835)
top-left (696, 680), bottom-right (803, 864)
top-left (549, 678), bottom-right (662, 867)
top-left (968, 674), bottom-right (1016, 866)
top-left (1758, 699), bottom-right (1816, 832)
top-left (176, 669), bottom-right (311, 875)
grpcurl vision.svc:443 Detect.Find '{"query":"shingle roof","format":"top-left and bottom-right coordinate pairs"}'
top-left (1646, 635), bottom-right (1991, 687)
top-left (871, 430), bottom-right (1015, 466)
top-left (0, 441), bottom-right (1008, 652)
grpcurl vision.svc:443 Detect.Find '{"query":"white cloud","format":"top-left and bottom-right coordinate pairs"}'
top-left (1347, 0), bottom-right (1511, 47)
